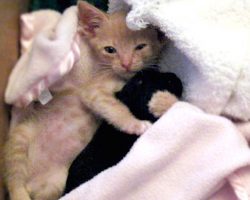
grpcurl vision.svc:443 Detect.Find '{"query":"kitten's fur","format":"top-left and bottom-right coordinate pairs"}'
top-left (4, 2), bottom-right (164, 200)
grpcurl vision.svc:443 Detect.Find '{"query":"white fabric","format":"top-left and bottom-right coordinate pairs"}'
top-left (110, 0), bottom-right (250, 121)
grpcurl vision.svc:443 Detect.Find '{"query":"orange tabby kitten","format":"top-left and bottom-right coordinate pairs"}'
top-left (4, 2), bottom-right (164, 200)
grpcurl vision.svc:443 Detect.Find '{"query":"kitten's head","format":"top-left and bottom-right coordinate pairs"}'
top-left (78, 1), bottom-right (165, 79)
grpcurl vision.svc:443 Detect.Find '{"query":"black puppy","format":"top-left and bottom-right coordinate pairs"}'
top-left (64, 69), bottom-right (182, 193)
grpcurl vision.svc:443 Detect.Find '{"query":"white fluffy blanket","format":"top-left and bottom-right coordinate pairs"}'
top-left (109, 0), bottom-right (250, 121)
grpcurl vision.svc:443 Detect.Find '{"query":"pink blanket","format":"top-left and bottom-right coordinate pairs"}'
top-left (4, 6), bottom-right (80, 107)
top-left (60, 102), bottom-right (250, 200)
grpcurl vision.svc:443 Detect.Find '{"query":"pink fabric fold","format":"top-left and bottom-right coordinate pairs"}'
top-left (4, 6), bottom-right (80, 107)
top-left (60, 102), bottom-right (250, 200)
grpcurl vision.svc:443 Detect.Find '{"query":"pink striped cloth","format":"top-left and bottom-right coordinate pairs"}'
top-left (4, 6), bottom-right (80, 107)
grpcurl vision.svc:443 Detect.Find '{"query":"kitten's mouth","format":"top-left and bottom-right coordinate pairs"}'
top-left (125, 69), bottom-right (137, 73)
top-left (126, 66), bottom-right (142, 73)
top-left (116, 70), bottom-right (136, 79)
top-left (125, 67), bottom-right (141, 74)
top-left (114, 65), bottom-right (142, 79)
top-left (122, 70), bottom-right (141, 80)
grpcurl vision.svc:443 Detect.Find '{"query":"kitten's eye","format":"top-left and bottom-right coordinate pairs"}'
top-left (104, 46), bottom-right (117, 54)
top-left (135, 43), bottom-right (147, 51)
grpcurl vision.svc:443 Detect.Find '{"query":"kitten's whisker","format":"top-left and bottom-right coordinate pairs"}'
top-left (144, 65), bottom-right (160, 70)
top-left (97, 63), bottom-right (112, 66)
top-left (145, 62), bottom-right (158, 66)
top-left (145, 57), bottom-right (159, 63)
top-left (93, 68), bottom-right (111, 75)
top-left (91, 67), bottom-right (113, 77)
top-left (145, 64), bottom-right (158, 68)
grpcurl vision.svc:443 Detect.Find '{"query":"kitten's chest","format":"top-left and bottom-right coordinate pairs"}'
top-left (28, 95), bottom-right (98, 172)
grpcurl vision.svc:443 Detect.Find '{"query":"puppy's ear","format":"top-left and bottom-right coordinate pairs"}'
top-left (78, 1), bottom-right (107, 37)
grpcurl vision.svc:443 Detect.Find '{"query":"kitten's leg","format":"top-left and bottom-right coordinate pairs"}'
top-left (148, 91), bottom-right (178, 117)
top-left (28, 168), bottom-right (67, 200)
top-left (82, 90), bottom-right (151, 135)
top-left (4, 123), bottom-right (36, 200)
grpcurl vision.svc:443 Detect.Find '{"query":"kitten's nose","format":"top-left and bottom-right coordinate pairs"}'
top-left (121, 61), bottom-right (131, 71)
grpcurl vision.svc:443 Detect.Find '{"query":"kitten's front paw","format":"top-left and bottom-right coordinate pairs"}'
top-left (148, 91), bottom-right (178, 118)
top-left (124, 120), bottom-right (152, 135)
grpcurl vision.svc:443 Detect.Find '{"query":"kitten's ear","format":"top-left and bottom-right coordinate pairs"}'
top-left (78, 1), bottom-right (107, 37)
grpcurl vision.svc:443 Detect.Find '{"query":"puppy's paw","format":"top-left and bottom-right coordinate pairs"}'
top-left (123, 120), bottom-right (152, 135)
top-left (148, 91), bottom-right (178, 117)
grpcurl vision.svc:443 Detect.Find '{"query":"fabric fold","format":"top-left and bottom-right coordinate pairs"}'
top-left (4, 6), bottom-right (80, 107)
top-left (60, 102), bottom-right (250, 200)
